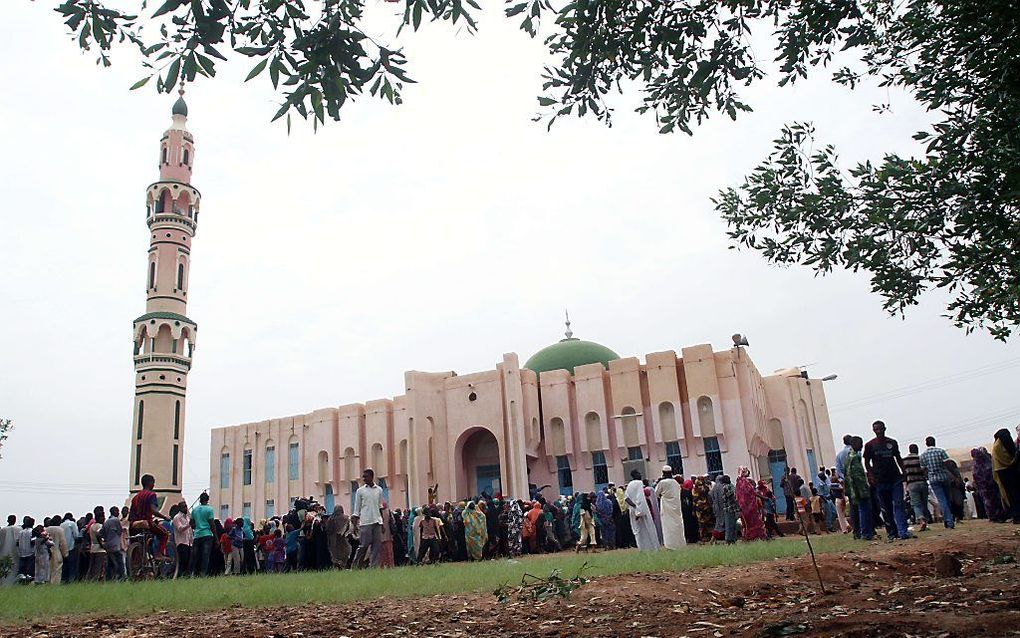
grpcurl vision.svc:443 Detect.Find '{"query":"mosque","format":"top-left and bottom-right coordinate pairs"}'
top-left (123, 96), bottom-right (837, 521)
top-left (209, 315), bottom-right (837, 521)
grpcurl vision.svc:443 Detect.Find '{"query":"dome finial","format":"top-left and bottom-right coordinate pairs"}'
top-left (564, 309), bottom-right (573, 339)
top-left (172, 80), bottom-right (189, 117)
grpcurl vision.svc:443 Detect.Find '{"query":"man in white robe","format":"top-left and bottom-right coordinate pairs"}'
top-left (0, 515), bottom-right (19, 586)
top-left (625, 470), bottom-right (660, 551)
top-left (654, 466), bottom-right (687, 550)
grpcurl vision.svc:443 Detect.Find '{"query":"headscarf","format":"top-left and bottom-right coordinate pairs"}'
top-left (595, 491), bottom-right (613, 517)
top-left (324, 505), bottom-right (349, 535)
top-left (992, 429), bottom-right (1018, 504)
top-left (683, 479), bottom-right (694, 491)
top-left (615, 487), bottom-right (628, 512)
top-left (737, 466), bottom-right (751, 478)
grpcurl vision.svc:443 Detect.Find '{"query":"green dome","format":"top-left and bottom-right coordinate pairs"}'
top-left (172, 96), bottom-right (188, 116)
top-left (524, 338), bottom-right (620, 376)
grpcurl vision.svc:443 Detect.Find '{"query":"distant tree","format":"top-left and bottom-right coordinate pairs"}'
top-left (49, 0), bottom-right (1019, 338)
top-left (0, 418), bottom-right (12, 459)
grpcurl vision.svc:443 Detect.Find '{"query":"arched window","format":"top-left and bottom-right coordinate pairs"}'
top-left (177, 263), bottom-right (185, 290)
top-left (343, 447), bottom-right (356, 481)
top-left (621, 406), bottom-right (639, 448)
top-left (658, 402), bottom-right (677, 441)
top-left (398, 439), bottom-right (409, 475)
top-left (288, 438), bottom-right (299, 481)
top-left (549, 417), bottom-right (566, 456)
top-left (371, 442), bottom-right (385, 476)
top-left (697, 396), bottom-right (716, 437)
top-left (219, 449), bottom-right (230, 489)
top-left (161, 147), bottom-right (168, 164)
top-left (767, 418), bottom-right (785, 451)
top-left (183, 148), bottom-right (190, 165)
top-left (317, 450), bottom-right (329, 484)
top-left (155, 189), bottom-right (170, 213)
top-left (173, 400), bottom-right (180, 439)
top-left (584, 412), bottom-right (602, 450)
top-left (148, 262), bottom-right (156, 289)
top-left (136, 400), bottom-right (144, 439)
top-left (243, 447), bottom-right (253, 485)
top-left (265, 443), bottom-right (276, 484)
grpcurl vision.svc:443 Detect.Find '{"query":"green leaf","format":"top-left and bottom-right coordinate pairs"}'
top-left (151, 0), bottom-right (186, 19)
top-left (129, 76), bottom-right (152, 90)
top-left (245, 58), bottom-right (268, 82)
top-left (165, 58), bottom-right (181, 92)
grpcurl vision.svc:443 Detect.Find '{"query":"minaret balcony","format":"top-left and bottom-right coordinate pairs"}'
top-left (147, 211), bottom-right (197, 232)
top-left (134, 352), bottom-right (192, 372)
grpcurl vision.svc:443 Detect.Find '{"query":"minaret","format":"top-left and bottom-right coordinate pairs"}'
top-left (128, 86), bottom-right (200, 508)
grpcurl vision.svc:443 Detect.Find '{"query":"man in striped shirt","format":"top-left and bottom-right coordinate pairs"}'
top-left (919, 437), bottom-right (955, 529)
top-left (901, 444), bottom-right (930, 531)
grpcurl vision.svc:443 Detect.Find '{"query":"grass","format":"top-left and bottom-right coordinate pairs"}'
top-left (0, 533), bottom-right (862, 623)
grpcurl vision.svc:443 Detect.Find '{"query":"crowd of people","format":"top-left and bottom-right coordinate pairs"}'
top-left (3, 423), bottom-right (1019, 585)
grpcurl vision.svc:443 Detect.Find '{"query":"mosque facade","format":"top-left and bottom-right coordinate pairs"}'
top-left (209, 318), bottom-right (836, 521)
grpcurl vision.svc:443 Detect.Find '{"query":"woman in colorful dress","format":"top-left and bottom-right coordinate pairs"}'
top-left (692, 477), bottom-right (715, 543)
top-left (506, 500), bottom-right (523, 557)
top-left (463, 502), bottom-right (488, 561)
top-left (734, 467), bottom-right (767, 541)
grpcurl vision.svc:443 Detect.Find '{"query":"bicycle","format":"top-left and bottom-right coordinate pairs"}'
top-left (127, 528), bottom-right (175, 580)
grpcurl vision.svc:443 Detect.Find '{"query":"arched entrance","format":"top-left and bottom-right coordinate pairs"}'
top-left (457, 428), bottom-right (501, 499)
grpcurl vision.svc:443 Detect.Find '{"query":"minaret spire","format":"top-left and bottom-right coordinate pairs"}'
top-left (128, 94), bottom-right (201, 509)
top-left (564, 309), bottom-right (573, 340)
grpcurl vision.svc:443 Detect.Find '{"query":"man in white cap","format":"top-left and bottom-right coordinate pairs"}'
top-left (654, 465), bottom-right (687, 550)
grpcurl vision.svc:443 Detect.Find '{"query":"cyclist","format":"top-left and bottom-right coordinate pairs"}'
top-left (128, 474), bottom-right (171, 560)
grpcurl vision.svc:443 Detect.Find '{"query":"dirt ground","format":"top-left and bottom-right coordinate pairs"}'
top-left (9, 522), bottom-right (1020, 638)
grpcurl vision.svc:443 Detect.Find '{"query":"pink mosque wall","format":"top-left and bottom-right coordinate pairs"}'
top-left (210, 346), bottom-right (836, 521)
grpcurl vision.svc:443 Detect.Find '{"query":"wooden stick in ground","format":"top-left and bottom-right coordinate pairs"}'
top-left (797, 504), bottom-right (826, 594)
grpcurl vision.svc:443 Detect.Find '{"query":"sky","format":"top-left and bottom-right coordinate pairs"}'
top-left (2, 3), bottom-right (1018, 518)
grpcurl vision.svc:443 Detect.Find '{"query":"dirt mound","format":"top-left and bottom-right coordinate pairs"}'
top-left (5, 522), bottom-right (1020, 638)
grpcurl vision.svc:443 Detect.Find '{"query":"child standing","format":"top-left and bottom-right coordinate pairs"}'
top-left (32, 526), bottom-right (54, 584)
top-left (284, 523), bottom-right (300, 572)
top-left (270, 529), bottom-right (286, 572)
top-left (810, 487), bottom-right (828, 534)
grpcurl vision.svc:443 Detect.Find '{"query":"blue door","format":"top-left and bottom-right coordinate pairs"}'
top-left (324, 484), bottom-right (335, 511)
top-left (806, 449), bottom-right (818, 482)
top-left (768, 449), bottom-right (788, 514)
top-left (476, 464), bottom-right (501, 498)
